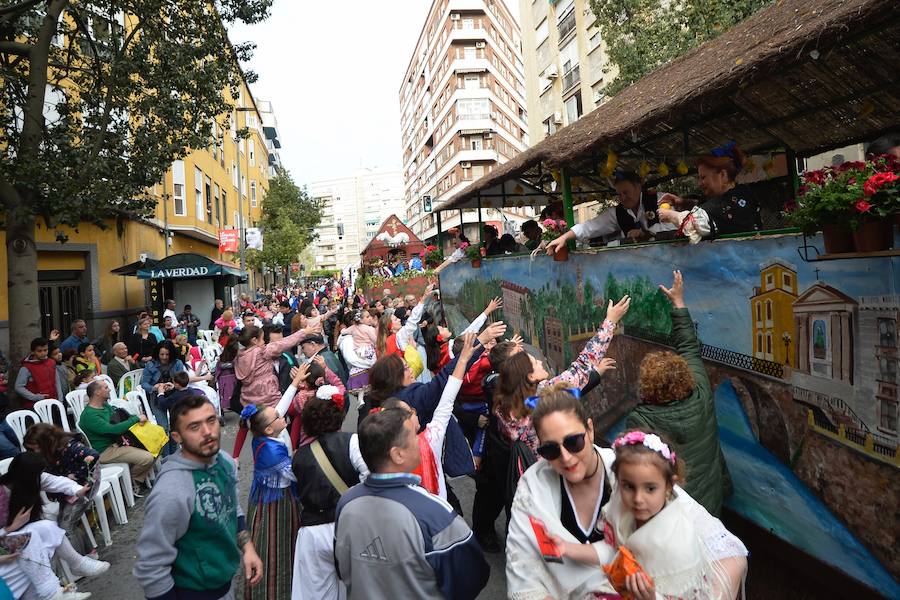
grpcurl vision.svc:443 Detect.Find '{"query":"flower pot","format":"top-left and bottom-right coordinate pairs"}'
top-left (471, 259), bottom-right (482, 268)
top-left (820, 223), bottom-right (855, 254)
top-left (553, 245), bottom-right (569, 262)
top-left (852, 220), bottom-right (892, 253)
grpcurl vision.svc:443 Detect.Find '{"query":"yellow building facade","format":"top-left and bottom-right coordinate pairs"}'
top-left (750, 259), bottom-right (799, 366)
top-left (0, 58), bottom-right (270, 346)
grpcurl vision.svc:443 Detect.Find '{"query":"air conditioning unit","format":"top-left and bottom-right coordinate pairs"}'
top-left (594, 90), bottom-right (605, 104)
top-left (484, 132), bottom-right (493, 139)
top-left (553, 111), bottom-right (564, 124)
top-left (460, 161), bottom-right (472, 168)
top-left (451, 13), bottom-right (460, 20)
top-left (546, 64), bottom-right (559, 79)
top-left (475, 41), bottom-right (486, 49)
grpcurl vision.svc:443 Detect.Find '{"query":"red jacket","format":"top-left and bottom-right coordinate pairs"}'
top-left (22, 356), bottom-right (58, 400)
top-left (459, 354), bottom-right (492, 399)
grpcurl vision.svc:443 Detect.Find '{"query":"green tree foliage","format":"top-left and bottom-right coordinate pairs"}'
top-left (246, 172), bottom-right (323, 275)
top-left (0, 0), bottom-right (272, 366)
top-left (589, 0), bottom-right (773, 95)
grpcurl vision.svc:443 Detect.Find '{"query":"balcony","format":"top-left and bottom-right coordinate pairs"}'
top-left (563, 64), bottom-right (581, 93)
top-left (558, 9), bottom-right (577, 41)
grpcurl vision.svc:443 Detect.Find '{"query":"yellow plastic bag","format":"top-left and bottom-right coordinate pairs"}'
top-left (403, 344), bottom-right (424, 378)
top-left (129, 422), bottom-right (169, 457)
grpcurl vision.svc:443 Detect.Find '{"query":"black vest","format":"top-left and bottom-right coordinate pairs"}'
top-left (614, 190), bottom-right (660, 234)
top-left (291, 431), bottom-right (359, 526)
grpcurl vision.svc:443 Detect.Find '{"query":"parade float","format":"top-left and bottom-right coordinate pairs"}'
top-left (356, 214), bottom-right (434, 300)
top-left (436, 0), bottom-right (900, 595)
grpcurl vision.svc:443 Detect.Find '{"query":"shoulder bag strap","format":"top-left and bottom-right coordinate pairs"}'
top-left (310, 439), bottom-right (349, 495)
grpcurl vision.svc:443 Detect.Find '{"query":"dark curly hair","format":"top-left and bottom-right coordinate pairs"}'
top-left (301, 396), bottom-right (344, 438)
top-left (638, 350), bottom-right (695, 404)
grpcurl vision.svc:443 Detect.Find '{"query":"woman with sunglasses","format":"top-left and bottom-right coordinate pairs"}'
top-left (505, 386), bottom-right (619, 599)
top-left (472, 296), bottom-right (628, 551)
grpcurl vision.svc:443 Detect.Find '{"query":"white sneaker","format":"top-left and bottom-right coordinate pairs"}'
top-left (49, 589), bottom-right (91, 600)
top-left (70, 557), bottom-right (110, 577)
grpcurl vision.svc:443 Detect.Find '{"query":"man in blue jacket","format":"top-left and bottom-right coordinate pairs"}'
top-left (335, 408), bottom-right (489, 599)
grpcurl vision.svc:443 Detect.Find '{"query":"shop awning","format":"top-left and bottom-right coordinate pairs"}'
top-left (113, 253), bottom-right (247, 284)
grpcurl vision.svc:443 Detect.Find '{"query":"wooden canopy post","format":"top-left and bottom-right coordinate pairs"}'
top-left (561, 168), bottom-right (576, 249)
top-left (786, 147), bottom-right (801, 198)
top-left (476, 192), bottom-right (484, 244)
top-left (436, 209), bottom-right (443, 252)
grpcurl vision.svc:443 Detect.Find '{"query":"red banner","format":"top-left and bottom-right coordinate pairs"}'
top-left (218, 229), bottom-right (239, 253)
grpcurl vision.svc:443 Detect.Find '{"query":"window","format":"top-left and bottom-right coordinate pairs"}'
top-left (172, 160), bottom-right (186, 216)
top-left (535, 19), bottom-right (549, 46)
top-left (249, 139), bottom-right (255, 167)
top-left (564, 93), bottom-right (582, 125)
top-left (457, 98), bottom-right (490, 118)
top-left (250, 181), bottom-right (257, 207)
top-left (471, 137), bottom-right (483, 150)
top-left (879, 318), bottom-right (897, 348)
top-left (589, 31), bottom-right (602, 52)
top-left (464, 46), bottom-right (476, 60)
top-left (214, 184), bottom-right (221, 227)
top-left (765, 300), bottom-right (772, 321)
top-left (464, 74), bottom-right (480, 90)
top-left (880, 396), bottom-right (898, 432)
top-left (242, 175), bottom-right (247, 198)
top-left (766, 333), bottom-right (772, 356)
top-left (462, 17), bottom-right (474, 29)
top-left (205, 176), bottom-right (213, 224)
top-left (766, 273), bottom-right (774, 287)
top-left (755, 302), bottom-right (761, 322)
top-left (783, 273), bottom-right (792, 288)
top-left (756, 333), bottom-right (763, 355)
top-left (222, 191), bottom-right (227, 225)
top-left (880, 358), bottom-right (897, 382)
top-left (194, 167), bottom-right (203, 219)
top-left (543, 116), bottom-right (557, 136)
top-left (232, 162), bottom-right (238, 188)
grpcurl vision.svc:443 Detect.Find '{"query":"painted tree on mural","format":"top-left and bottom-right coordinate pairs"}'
top-left (0, 0), bottom-right (272, 369)
top-left (603, 273), bottom-right (673, 332)
top-left (589, 0), bottom-right (773, 95)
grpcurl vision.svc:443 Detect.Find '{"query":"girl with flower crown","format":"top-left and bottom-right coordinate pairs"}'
top-left (239, 365), bottom-right (310, 600)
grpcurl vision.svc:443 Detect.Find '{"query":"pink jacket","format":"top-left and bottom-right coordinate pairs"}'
top-left (347, 323), bottom-right (377, 349)
top-left (234, 327), bottom-right (307, 407)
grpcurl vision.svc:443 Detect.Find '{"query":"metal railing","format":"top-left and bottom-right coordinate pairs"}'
top-left (625, 326), bottom-right (785, 379)
top-left (558, 9), bottom-right (577, 40)
top-left (563, 65), bottom-right (581, 92)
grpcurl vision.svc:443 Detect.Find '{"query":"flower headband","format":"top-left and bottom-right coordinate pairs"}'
top-left (240, 404), bottom-right (259, 421)
top-left (710, 140), bottom-right (742, 169)
top-left (613, 431), bottom-right (677, 465)
top-left (524, 387), bottom-right (580, 411)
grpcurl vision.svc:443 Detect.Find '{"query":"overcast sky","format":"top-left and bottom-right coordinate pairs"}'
top-left (229, 1), bottom-right (520, 187)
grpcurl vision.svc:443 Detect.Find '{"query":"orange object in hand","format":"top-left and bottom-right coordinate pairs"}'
top-left (603, 546), bottom-right (653, 600)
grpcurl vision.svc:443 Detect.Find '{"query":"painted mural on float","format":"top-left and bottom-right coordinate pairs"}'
top-left (439, 232), bottom-right (900, 594)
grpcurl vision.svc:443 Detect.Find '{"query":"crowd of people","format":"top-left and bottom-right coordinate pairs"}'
top-left (0, 252), bottom-right (753, 599)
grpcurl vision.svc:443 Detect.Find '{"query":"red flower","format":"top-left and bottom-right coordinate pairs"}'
top-left (784, 200), bottom-right (797, 213)
top-left (855, 199), bottom-right (872, 213)
top-left (803, 169), bottom-right (826, 186)
top-left (833, 161), bottom-right (866, 174)
top-left (798, 185), bottom-right (808, 196)
top-left (864, 172), bottom-right (899, 196)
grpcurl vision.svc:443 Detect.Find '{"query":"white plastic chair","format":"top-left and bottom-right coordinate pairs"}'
top-left (95, 374), bottom-right (118, 401)
top-left (91, 479), bottom-right (114, 546)
top-left (5, 410), bottom-right (40, 448)
top-left (66, 390), bottom-right (88, 423)
top-left (117, 369), bottom-right (144, 401)
top-left (33, 398), bottom-right (71, 432)
top-left (99, 465), bottom-right (128, 525)
top-left (126, 389), bottom-right (157, 425)
top-left (0, 458), bottom-right (12, 474)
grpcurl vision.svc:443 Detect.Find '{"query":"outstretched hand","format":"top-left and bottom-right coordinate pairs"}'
top-left (606, 295), bottom-right (631, 324)
top-left (545, 236), bottom-right (566, 256)
top-left (592, 357), bottom-right (616, 376)
top-left (659, 270), bottom-right (685, 309)
top-left (485, 297), bottom-right (503, 315)
top-left (478, 321), bottom-right (507, 346)
top-left (291, 363), bottom-right (310, 386)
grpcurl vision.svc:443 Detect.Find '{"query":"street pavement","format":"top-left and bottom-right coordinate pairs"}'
top-left (80, 401), bottom-right (509, 599)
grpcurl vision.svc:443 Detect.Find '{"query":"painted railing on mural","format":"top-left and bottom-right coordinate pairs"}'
top-left (807, 410), bottom-right (899, 467)
top-left (625, 326), bottom-right (786, 380)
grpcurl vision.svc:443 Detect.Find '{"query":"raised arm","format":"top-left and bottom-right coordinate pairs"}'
top-left (263, 326), bottom-right (310, 359)
top-left (425, 334), bottom-right (474, 446)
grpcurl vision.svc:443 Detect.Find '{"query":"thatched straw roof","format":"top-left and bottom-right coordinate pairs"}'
top-left (439, 0), bottom-right (900, 212)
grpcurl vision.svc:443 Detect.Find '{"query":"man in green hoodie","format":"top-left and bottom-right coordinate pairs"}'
top-left (626, 271), bottom-right (732, 516)
top-left (133, 395), bottom-right (262, 599)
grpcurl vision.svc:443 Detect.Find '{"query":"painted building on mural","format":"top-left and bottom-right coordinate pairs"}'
top-left (0, 13), bottom-right (273, 347)
top-left (856, 295), bottom-right (899, 438)
top-left (750, 259), bottom-right (798, 366)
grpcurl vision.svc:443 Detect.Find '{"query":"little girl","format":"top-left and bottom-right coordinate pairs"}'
top-left (337, 309), bottom-right (377, 393)
top-left (241, 398), bottom-right (300, 600)
top-left (288, 357), bottom-right (346, 448)
top-left (214, 309), bottom-right (238, 344)
top-left (555, 429), bottom-right (748, 600)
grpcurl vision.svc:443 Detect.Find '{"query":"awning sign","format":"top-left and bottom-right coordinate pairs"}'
top-left (218, 229), bottom-right (239, 253)
top-left (146, 266), bottom-right (210, 279)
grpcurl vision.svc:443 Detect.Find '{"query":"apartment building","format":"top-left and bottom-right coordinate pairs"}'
top-left (309, 168), bottom-right (405, 270)
top-left (519, 0), bottom-right (613, 144)
top-left (400, 0), bottom-right (532, 244)
top-left (257, 99), bottom-right (284, 178)
top-left (0, 8), bottom-right (271, 346)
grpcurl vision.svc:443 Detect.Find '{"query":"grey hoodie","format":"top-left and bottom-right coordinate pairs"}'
top-left (133, 450), bottom-right (244, 599)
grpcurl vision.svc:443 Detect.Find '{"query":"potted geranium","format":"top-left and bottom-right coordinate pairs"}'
top-left (422, 245), bottom-right (443, 269)
top-left (460, 241), bottom-right (484, 268)
top-left (786, 156), bottom-right (898, 254)
top-left (542, 218), bottom-right (571, 261)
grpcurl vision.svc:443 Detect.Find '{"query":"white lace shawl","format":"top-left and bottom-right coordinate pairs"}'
top-left (505, 447), bottom-right (619, 600)
top-left (603, 484), bottom-right (748, 600)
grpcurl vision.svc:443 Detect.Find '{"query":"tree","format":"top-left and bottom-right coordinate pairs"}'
top-left (246, 171), bottom-right (323, 280)
top-left (0, 0), bottom-right (271, 370)
top-left (590, 0), bottom-right (773, 96)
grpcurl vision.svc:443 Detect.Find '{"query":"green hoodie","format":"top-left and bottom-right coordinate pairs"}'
top-left (133, 450), bottom-right (244, 599)
top-left (626, 307), bottom-right (732, 516)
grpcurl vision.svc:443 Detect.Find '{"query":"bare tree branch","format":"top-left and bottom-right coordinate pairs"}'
top-left (0, 0), bottom-right (43, 19)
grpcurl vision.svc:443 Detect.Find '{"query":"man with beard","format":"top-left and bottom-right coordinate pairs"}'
top-left (134, 396), bottom-right (263, 599)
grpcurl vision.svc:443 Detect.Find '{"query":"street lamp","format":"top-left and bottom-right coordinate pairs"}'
top-left (782, 331), bottom-right (792, 366)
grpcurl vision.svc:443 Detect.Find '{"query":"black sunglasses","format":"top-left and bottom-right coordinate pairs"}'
top-left (536, 432), bottom-right (587, 461)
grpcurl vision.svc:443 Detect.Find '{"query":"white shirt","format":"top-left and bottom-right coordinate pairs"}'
top-left (570, 196), bottom-right (676, 241)
top-left (164, 308), bottom-right (178, 325)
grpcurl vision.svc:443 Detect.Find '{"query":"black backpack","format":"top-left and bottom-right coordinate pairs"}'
top-left (229, 380), bottom-right (243, 414)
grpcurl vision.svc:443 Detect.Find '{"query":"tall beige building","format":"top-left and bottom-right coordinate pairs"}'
top-left (400, 0), bottom-right (531, 244)
top-left (519, 0), bottom-right (613, 144)
top-left (309, 168), bottom-right (405, 271)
